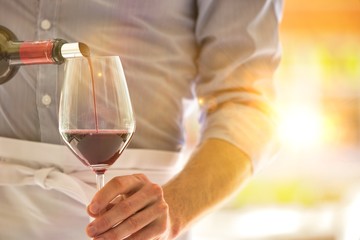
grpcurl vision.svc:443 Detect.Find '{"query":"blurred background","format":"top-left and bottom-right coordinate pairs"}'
top-left (191, 0), bottom-right (360, 239)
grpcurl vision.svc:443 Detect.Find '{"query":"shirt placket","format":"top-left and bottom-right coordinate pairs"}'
top-left (36, 0), bottom-right (60, 144)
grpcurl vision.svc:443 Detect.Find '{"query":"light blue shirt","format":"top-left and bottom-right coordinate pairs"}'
top-left (0, 0), bottom-right (283, 171)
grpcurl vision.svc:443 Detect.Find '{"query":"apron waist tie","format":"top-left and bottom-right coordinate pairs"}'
top-left (0, 162), bottom-right (95, 204)
top-left (0, 137), bottom-right (182, 205)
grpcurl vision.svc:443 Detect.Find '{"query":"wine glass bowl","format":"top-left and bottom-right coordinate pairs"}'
top-left (59, 56), bottom-right (135, 189)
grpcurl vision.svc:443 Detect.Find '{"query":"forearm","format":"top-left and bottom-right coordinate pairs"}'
top-left (163, 138), bottom-right (252, 238)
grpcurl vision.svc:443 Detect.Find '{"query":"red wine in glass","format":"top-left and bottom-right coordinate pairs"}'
top-left (62, 130), bottom-right (134, 174)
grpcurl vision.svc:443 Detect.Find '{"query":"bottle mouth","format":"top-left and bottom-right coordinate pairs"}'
top-left (61, 42), bottom-right (90, 58)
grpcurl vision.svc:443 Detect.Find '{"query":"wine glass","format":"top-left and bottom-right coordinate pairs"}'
top-left (59, 56), bottom-right (135, 190)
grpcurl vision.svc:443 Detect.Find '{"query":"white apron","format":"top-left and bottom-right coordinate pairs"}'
top-left (0, 137), bottom-right (191, 240)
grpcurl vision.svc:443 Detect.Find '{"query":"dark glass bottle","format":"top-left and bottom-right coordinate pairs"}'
top-left (0, 25), bottom-right (90, 84)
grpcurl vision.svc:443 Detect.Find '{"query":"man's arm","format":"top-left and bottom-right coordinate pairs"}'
top-left (85, 0), bottom-right (282, 238)
top-left (163, 138), bottom-right (252, 238)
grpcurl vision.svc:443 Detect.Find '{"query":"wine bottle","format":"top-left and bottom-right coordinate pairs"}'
top-left (0, 25), bottom-right (90, 84)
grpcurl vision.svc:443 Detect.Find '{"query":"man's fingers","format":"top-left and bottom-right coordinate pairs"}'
top-left (88, 197), bottom-right (169, 239)
top-left (87, 174), bottom-right (149, 216)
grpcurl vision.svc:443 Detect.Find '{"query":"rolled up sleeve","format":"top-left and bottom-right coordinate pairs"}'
top-left (195, 0), bottom-right (283, 172)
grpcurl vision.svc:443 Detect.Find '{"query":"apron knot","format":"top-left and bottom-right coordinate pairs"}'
top-left (34, 167), bottom-right (56, 189)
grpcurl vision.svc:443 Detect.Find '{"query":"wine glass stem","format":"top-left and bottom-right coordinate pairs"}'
top-left (96, 173), bottom-right (105, 190)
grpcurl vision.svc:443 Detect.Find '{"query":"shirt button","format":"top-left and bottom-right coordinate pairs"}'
top-left (42, 94), bottom-right (52, 106)
top-left (40, 19), bottom-right (52, 30)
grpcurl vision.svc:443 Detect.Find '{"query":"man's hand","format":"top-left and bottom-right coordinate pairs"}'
top-left (85, 139), bottom-right (252, 240)
top-left (86, 174), bottom-right (171, 240)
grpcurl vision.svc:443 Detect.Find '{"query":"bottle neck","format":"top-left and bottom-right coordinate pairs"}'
top-left (0, 25), bottom-right (90, 84)
top-left (8, 39), bottom-right (67, 66)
